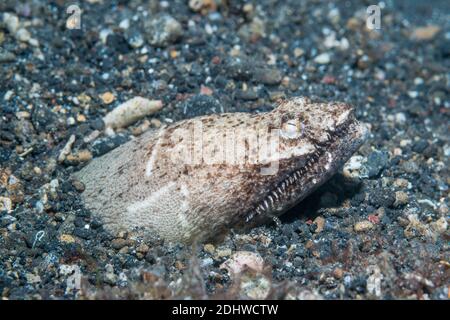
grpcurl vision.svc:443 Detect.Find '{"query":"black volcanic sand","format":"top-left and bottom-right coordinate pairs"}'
top-left (0, 0), bottom-right (449, 299)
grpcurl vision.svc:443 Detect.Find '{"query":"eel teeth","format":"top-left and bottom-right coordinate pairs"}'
top-left (272, 190), bottom-right (279, 200)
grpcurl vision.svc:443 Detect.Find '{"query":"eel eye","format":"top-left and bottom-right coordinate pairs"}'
top-left (281, 119), bottom-right (303, 139)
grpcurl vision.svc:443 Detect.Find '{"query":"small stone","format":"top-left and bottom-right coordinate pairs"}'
top-left (104, 264), bottom-right (117, 285)
top-left (35, 201), bottom-right (44, 213)
top-left (0, 215), bottom-right (16, 227)
top-left (117, 230), bottom-right (128, 239)
top-left (0, 48), bottom-right (16, 63)
top-left (137, 243), bottom-right (149, 254)
top-left (216, 248), bottom-right (232, 258)
top-left (430, 217), bottom-right (447, 234)
top-left (111, 238), bottom-right (128, 250)
top-left (58, 134), bottom-right (76, 163)
top-left (402, 160), bottom-right (419, 174)
top-left (253, 68), bottom-right (282, 85)
top-left (150, 118), bottom-right (162, 128)
top-left (393, 191), bottom-right (409, 208)
top-left (201, 257), bottom-right (214, 267)
top-left (237, 17), bottom-right (266, 41)
top-left (178, 94), bottom-right (223, 118)
top-left (100, 92), bottom-right (115, 104)
top-left (71, 179), bottom-right (85, 192)
top-left (400, 139), bottom-right (412, 147)
top-left (268, 91), bottom-right (285, 101)
top-left (394, 112), bottom-right (406, 125)
top-left (240, 274), bottom-right (271, 299)
top-left (369, 190), bottom-right (395, 208)
top-left (59, 234), bottom-right (76, 243)
top-left (144, 14), bottom-right (183, 47)
top-left (242, 3), bottom-right (254, 14)
top-left (204, 243), bottom-right (215, 254)
top-left (91, 133), bottom-right (130, 157)
top-left (313, 216), bottom-right (325, 233)
top-left (438, 204), bottom-right (449, 216)
top-left (200, 85), bottom-right (213, 96)
top-left (293, 48), bottom-right (305, 57)
top-left (3, 13), bottom-right (20, 34)
top-left (131, 119), bottom-right (151, 136)
top-left (412, 140), bottom-right (429, 154)
top-left (175, 261), bottom-right (185, 270)
top-left (76, 114), bottom-right (86, 122)
top-left (0, 196), bottom-right (13, 213)
top-left (124, 29), bottom-right (144, 48)
top-left (333, 268), bottom-right (343, 279)
top-left (362, 150), bottom-right (389, 178)
top-left (189, 0), bottom-right (217, 13)
top-left (25, 273), bottom-right (41, 284)
top-left (354, 221), bottom-right (374, 232)
top-left (404, 214), bottom-right (432, 239)
top-left (103, 97), bottom-right (163, 129)
top-left (67, 117), bottom-right (76, 126)
top-left (394, 178), bottom-right (409, 189)
top-left (408, 91), bottom-right (419, 99)
top-left (119, 246), bottom-right (129, 254)
top-left (145, 251), bottom-right (156, 264)
top-left (4, 90), bottom-right (14, 101)
top-left (106, 33), bottom-right (131, 54)
top-left (119, 19), bottom-right (130, 30)
top-left (73, 228), bottom-right (91, 239)
top-left (15, 28), bottom-right (31, 43)
top-left (236, 88), bottom-right (258, 101)
top-left (443, 144), bottom-right (450, 157)
top-left (220, 251), bottom-right (264, 275)
top-left (343, 155), bottom-right (364, 178)
top-left (411, 25), bottom-right (441, 41)
top-left (314, 52), bottom-right (331, 64)
top-left (66, 150), bottom-right (93, 164)
top-left (169, 49), bottom-right (178, 58)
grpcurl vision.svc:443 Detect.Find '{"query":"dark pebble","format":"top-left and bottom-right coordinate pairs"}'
top-left (90, 219), bottom-right (103, 229)
top-left (235, 89), bottom-right (258, 101)
top-left (145, 251), bottom-right (156, 264)
top-left (351, 192), bottom-right (366, 206)
top-left (253, 67), bottom-right (282, 85)
top-left (106, 33), bottom-right (131, 54)
top-left (91, 133), bottom-right (130, 157)
top-left (0, 48), bottom-right (16, 63)
top-left (363, 150), bottom-right (389, 178)
top-left (412, 140), bottom-right (429, 153)
top-left (177, 94), bottom-right (223, 118)
top-left (90, 118), bottom-right (105, 131)
top-left (293, 256), bottom-right (303, 268)
top-left (73, 228), bottom-right (92, 240)
top-left (369, 189), bottom-right (395, 208)
top-left (225, 57), bottom-right (254, 81)
top-left (0, 215), bottom-right (16, 227)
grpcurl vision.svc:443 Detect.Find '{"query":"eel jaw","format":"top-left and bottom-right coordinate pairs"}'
top-left (240, 119), bottom-right (368, 227)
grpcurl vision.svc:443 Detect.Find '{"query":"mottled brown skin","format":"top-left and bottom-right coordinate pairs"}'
top-left (74, 97), bottom-right (367, 243)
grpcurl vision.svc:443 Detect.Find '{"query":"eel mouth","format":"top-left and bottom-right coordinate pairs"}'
top-left (242, 119), bottom-right (367, 225)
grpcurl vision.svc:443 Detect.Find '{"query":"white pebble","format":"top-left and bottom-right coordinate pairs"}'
top-left (314, 52), bottom-right (331, 64)
top-left (103, 97), bottom-right (163, 129)
top-left (407, 91), bottom-right (418, 98)
top-left (220, 251), bottom-right (264, 276)
top-left (395, 112), bottom-right (406, 125)
top-left (119, 19), bottom-right (130, 30)
top-left (3, 13), bottom-right (19, 33)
